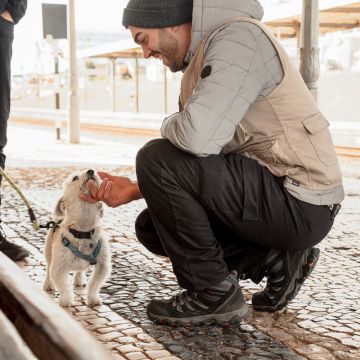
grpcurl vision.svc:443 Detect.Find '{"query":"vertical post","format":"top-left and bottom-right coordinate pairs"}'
top-left (110, 58), bottom-right (116, 112)
top-left (163, 66), bottom-right (168, 114)
top-left (300, 0), bottom-right (320, 101)
top-left (67, 0), bottom-right (80, 143)
top-left (54, 56), bottom-right (61, 140)
top-left (135, 57), bottom-right (140, 113)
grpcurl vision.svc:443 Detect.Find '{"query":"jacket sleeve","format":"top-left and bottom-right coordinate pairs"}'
top-left (161, 23), bottom-right (270, 157)
top-left (5, 0), bottom-right (27, 23)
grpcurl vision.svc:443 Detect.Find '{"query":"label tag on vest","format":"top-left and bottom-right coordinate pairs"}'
top-left (292, 179), bottom-right (300, 187)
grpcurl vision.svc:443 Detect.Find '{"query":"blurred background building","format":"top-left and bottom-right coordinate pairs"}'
top-left (9, 0), bottom-right (360, 135)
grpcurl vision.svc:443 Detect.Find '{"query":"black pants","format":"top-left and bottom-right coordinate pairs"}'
top-left (135, 139), bottom-right (334, 291)
top-left (0, 17), bottom-right (14, 202)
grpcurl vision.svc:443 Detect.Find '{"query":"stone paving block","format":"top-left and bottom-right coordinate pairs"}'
top-left (145, 350), bottom-right (172, 359)
top-left (135, 342), bottom-right (164, 351)
top-left (122, 328), bottom-right (144, 337)
top-left (116, 344), bottom-right (143, 353)
top-left (124, 352), bottom-right (148, 360)
top-left (97, 331), bottom-right (122, 342)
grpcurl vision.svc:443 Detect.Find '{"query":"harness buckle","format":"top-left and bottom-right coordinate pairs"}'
top-left (89, 258), bottom-right (97, 265)
top-left (62, 238), bottom-right (70, 247)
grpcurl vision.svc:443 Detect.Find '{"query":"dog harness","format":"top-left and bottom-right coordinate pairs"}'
top-left (61, 227), bottom-right (101, 265)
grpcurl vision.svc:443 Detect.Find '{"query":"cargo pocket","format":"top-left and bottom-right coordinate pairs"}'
top-left (302, 113), bottom-right (337, 166)
top-left (242, 158), bottom-right (262, 222)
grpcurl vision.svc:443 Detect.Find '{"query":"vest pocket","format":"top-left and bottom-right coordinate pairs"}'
top-left (302, 114), bottom-right (337, 166)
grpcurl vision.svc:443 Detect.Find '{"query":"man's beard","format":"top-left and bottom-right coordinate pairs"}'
top-left (158, 29), bottom-right (186, 72)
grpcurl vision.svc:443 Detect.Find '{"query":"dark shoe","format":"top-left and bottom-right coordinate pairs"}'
top-left (252, 248), bottom-right (320, 312)
top-left (147, 273), bottom-right (249, 326)
top-left (0, 226), bottom-right (30, 261)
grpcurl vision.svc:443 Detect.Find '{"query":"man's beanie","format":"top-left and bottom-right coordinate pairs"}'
top-left (122, 0), bottom-right (193, 29)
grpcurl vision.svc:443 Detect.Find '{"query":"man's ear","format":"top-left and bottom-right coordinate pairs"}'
top-left (54, 197), bottom-right (65, 217)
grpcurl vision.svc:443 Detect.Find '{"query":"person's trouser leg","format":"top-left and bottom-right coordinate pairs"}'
top-left (0, 18), bottom-right (14, 192)
top-left (0, 18), bottom-right (29, 261)
top-left (136, 139), bottom-right (334, 291)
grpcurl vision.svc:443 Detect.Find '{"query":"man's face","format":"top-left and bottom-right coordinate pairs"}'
top-left (129, 24), bottom-right (191, 72)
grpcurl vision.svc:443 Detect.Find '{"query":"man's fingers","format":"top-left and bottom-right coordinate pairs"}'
top-left (103, 181), bottom-right (112, 200)
top-left (97, 178), bottom-right (109, 199)
top-left (98, 172), bottom-right (113, 180)
top-left (80, 193), bottom-right (99, 204)
top-left (87, 180), bottom-right (99, 198)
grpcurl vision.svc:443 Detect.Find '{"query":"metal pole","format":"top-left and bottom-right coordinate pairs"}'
top-left (300, 0), bottom-right (320, 101)
top-left (135, 57), bottom-right (140, 113)
top-left (110, 58), bottom-right (116, 112)
top-left (67, 0), bottom-right (80, 143)
top-left (54, 56), bottom-right (61, 140)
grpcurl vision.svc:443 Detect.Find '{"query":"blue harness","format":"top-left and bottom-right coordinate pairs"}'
top-left (61, 227), bottom-right (101, 265)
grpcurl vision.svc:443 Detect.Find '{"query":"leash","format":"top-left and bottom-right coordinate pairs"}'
top-left (0, 167), bottom-right (43, 231)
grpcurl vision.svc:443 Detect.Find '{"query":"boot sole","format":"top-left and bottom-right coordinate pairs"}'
top-left (147, 305), bottom-right (249, 327)
top-left (253, 248), bottom-right (320, 312)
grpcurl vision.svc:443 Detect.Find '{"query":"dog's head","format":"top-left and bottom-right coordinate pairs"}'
top-left (54, 169), bottom-right (103, 222)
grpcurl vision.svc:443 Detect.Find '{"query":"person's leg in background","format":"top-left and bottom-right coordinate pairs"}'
top-left (0, 16), bottom-right (30, 261)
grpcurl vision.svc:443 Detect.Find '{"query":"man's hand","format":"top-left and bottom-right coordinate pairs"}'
top-left (80, 172), bottom-right (142, 207)
top-left (1, 10), bottom-right (14, 23)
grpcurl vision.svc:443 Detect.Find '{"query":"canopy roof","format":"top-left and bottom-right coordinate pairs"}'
top-left (264, 0), bottom-right (360, 38)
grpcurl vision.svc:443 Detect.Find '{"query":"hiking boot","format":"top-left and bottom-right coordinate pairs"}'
top-left (0, 225), bottom-right (30, 261)
top-left (252, 247), bottom-right (320, 312)
top-left (147, 272), bottom-right (249, 327)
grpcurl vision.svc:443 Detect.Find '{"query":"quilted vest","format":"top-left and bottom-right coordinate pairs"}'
top-left (179, 17), bottom-right (344, 205)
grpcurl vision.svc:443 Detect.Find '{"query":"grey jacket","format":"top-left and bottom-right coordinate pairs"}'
top-left (161, 0), bottom-right (284, 156)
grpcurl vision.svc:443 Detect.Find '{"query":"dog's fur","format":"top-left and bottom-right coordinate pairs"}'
top-left (43, 170), bottom-right (111, 307)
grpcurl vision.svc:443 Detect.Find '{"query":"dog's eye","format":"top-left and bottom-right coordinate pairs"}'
top-left (72, 176), bottom-right (79, 182)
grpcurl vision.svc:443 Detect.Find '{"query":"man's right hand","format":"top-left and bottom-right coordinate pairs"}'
top-left (80, 172), bottom-right (143, 208)
top-left (1, 10), bottom-right (14, 23)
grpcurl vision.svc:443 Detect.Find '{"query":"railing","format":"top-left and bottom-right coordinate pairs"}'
top-left (0, 252), bottom-right (112, 360)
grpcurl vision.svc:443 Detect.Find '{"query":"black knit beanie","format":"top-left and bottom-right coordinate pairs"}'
top-left (122, 0), bottom-right (193, 29)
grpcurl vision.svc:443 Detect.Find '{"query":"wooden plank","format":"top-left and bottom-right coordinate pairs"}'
top-left (0, 310), bottom-right (33, 360)
top-left (0, 252), bottom-right (112, 360)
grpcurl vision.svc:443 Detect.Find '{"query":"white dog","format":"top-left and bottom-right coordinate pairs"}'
top-left (43, 169), bottom-right (111, 307)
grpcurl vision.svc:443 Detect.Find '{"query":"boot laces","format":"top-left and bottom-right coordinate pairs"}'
top-left (171, 290), bottom-right (208, 312)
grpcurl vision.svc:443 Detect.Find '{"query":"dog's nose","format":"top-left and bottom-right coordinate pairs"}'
top-left (87, 169), bottom-right (95, 177)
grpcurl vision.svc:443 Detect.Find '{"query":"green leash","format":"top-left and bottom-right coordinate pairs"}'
top-left (0, 167), bottom-right (41, 231)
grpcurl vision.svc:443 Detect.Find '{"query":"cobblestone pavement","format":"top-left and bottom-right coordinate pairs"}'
top-left (2, 166), bottom-right (360, 360)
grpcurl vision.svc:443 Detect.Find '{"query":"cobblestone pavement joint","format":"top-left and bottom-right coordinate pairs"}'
top-left (2, 166), bottom-right (360, 360)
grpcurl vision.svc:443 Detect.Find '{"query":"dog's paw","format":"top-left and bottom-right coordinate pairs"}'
top-left (43, 281), bottom-right (55, 291)
top-left (87, 296), bottom-right (102, 307)
top-left (59, 297), bottom-right (74, 308)
top-left (74, 272), bottom-right (86, 287)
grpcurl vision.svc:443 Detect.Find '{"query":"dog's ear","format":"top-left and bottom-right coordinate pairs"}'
top-left (97, 202), bottom-right (104, 218)
top-left (54, 197), bottom-right (65, 217)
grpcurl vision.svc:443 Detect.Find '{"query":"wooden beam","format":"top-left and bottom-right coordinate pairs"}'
top-left (322, 7), bottom-right (360, 13)
top-left (0, 310), bottom-right (32, 360)
top-left (0, 253), bottom-right (112, 360)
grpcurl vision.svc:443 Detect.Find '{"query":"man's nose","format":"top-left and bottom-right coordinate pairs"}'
top-left (142, 45), bottom-right (152, 59)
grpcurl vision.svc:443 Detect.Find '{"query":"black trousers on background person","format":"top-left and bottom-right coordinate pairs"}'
top-left (135, 139), bottom-right (334, 291)
top-left (0, 16), bottom-right (14, 199)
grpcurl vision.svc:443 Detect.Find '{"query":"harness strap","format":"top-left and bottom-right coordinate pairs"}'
top-left (62, 236), bottom-right (102, 265)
